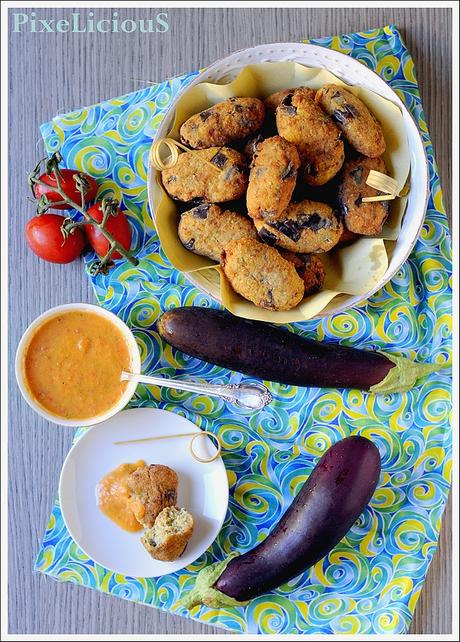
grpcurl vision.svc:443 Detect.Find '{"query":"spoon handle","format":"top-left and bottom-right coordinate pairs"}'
top-left (122, 371), bottom-right (237, 400)
top-left (121, 371), bottom-right (272, 410)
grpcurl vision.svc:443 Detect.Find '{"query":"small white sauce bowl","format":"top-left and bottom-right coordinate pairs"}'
top-left (15, 303), bottom-right (141, 427)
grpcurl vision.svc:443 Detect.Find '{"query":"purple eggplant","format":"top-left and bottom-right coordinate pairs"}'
top-left (179, 435), bottom-right (381, 608)
top-left (157, 307), bottom-right (439, 394)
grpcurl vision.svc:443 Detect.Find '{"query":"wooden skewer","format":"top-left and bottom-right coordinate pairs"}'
top-left (115, 431), bottom-right (199, 445)
top-left (366, 170), bottom-right (399, 194)
top-left (361, 169), bottom-right (407, 203)
top-left (361, 194), bottom-right (396, 203)
top-left (399, 180), bottom-right (411, 197)
top-left (114, 430), bottom-right (222, 464)
top-left (189, 432), bottom-right (221, 464)
top-left (150, 137), bottom-right (224, 174)
top-left (150, 137), bottom-right (191, 171)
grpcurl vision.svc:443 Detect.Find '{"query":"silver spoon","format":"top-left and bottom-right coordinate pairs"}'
top-left (121, 371), bottom-right (272, 411)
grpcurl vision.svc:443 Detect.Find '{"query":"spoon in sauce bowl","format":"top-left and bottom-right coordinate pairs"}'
top-left (121, 371), bottom-right (272, 410)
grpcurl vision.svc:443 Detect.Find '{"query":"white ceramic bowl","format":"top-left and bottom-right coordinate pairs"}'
top-left (148, 42), bottom-right (429, 319)
top-left (15, 303), bottom-right (141, 427)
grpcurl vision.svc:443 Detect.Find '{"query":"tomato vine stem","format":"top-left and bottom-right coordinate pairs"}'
top-left (28, 153), bottom-right (139, 275)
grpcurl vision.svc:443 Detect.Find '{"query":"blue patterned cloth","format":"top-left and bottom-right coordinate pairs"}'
top-left (36, 25), bottom-right (451, 634)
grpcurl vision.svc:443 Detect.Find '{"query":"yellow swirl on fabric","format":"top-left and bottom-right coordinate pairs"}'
top-left (363, 28), bottom-right (384, 39)
top-left (317, 597), bottom-right (349, 619)
top-left (376, 55), bottom-right (400, 77)
top-left (414, 447), bottom-right (445, 471)
top-left (326, 35), bottom-right (352, 54)
top-left (408, 588), bottom-right (422, 614)
top-left (314, 550), bottom-right (360, 587)
top-left (74, 145), bottom-right (112, 176)
top-left (49, 121), bottom-right (65, 146)
top-left (100, 573), bottom-right (112, 592)
top-left (302, 431), bottom-right (334, 455)
top-left (187, 395), bottom-right (215, 414)
top-left (198, 608), bottom-right (246, 628)
top-left (288, 473), bottom-right (309, 497)
top-left (46, 512), bottom-right (56, 531)
top-left (325, 314), bottom-right (360, 339)
top-left (150, 112), bottom-right (166, 130)
top-left (422, 541), bottom-right (437, 558)
top-left (226, 469), bottom-right (237, 487)
top-left (433, 185), bottom-right (446, 213)
top-left (421, 259), bottom-right (447, 292)
top-left (311, 394), bottom-right (343, 422)
top-left (402, 56), bottom-right (417, 83)
top-left (36, 548), bottom-right (55, 569)
top-left (375, 610), bottom-right (400, 632)
top-left (434, 313), bottom-right (452, 340)
top-left (96, 181), bottom-right (123, 202)
top-left (443, 458), bottom-right (452, 483)
top-left (252, 601), bottom-right (290, 633)
top-left (335, 615), bottom-right (362, 634)
top-left (413, 481), bottom-right (437, 502)
top-left (341, 390), bottom-right (367, 417)
top-left (369, 487), bottom-right (397, 509)
top-left (218, 423), bottom-right (248, 451)
top-left (395, 520), bottom-right (425, 551)
top-left (246, 441), bottom-right (271, 477)
top-left (381, 577), bottom-right (413, 601)
top-left (59, 111), bottom-right (88, 126)
top-left (234, 481), bottom-right (272, 515)
top-left (135, 153), bottom-right (148, 182)
top-left (102, 131), bottom-right (125, 144)
top-left (296, 600), bottom-right (309, 622)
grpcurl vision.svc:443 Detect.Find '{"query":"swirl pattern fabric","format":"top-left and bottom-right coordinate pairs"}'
top-left (35, 25), bottom-right (452, 634)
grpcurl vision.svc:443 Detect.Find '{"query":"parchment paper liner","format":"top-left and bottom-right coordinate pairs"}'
top-left (150, 62), bottom-right (410, 323)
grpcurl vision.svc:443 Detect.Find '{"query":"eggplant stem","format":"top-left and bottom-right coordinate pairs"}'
top-left (176, 552), bottom-right (247, 610)
top-left (370, 352), bottom-right (446, 394)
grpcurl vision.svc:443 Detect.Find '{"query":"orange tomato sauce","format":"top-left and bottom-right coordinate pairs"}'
top-left (96, 461), bottom-right (146, 532)
top-left (23, 310), bottom-right (133, 420)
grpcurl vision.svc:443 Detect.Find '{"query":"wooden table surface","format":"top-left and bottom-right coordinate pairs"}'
top-left (8, 7), bottom-right (452, 635)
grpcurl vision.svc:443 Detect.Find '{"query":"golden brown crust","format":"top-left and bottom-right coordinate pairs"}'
top-left (127, 464), bottom-right (178, 529)
top-left (179, 97), bottom-right (265, 149)
top-left (315, 84), bottom-right (386, 157)
top-left (276, 88), bottom-right (344, 186)
top-left (264, 88), bottom-right (299, 112)
top-left (301, 254), bottom-right (326, 295)
top-left (338, 156), bottom-right (389, 235)
top-left (255, 200), bottom-right (343, 253)
top-left (243, 133), bottom-right (265, 162)
top-left (337, 226), bottom-right (360, 246)
top-left (280, 251), bottom-right (326, 295)
top-left (178, 203), bottom-right (257, 262)
top-left (246, 136), bottom-right (300, 222)
top-left (141, 507), bottom-right (194, 562)
top-left (161, 147), bottom-right (248, 203)
top-left (221, 238), bottom-right (304, 311)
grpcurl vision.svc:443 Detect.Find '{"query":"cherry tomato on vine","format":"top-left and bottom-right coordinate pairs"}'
top-left (25, 214), bottom-right (86, 263)
top-left (33, 169), bottom-right (98, 209)
top-left (86, 203), bottom-right (132, 260)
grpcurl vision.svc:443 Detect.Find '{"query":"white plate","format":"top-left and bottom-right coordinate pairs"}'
top-left (59, 407), bottom-right (229, 577)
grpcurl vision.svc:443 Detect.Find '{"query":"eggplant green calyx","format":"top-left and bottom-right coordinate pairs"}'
top-left (177, 553), bottom-right (248, 610)
top-left (370, 352), bottom-right (445, 394)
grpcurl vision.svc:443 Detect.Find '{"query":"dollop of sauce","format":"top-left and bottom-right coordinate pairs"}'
top-left (96, 460), bottom-right (146, 532)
